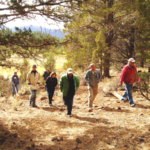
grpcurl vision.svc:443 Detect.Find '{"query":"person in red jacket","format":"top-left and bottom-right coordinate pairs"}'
top-left (120, 58), bottom-right (139, 107)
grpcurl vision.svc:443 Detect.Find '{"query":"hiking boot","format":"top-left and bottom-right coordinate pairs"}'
top-left (49, 104), bottom-right (53, 107)
top-left (33, 105), bottom-right (38, 107)
top-left (88, 108), bottom-right (93, 112)
top-left (130, 104), bottom-right (135, 107)
top-left (67, 115), bottom-right (71, 117)
top-left (120, 98), bottom-right (124, 102)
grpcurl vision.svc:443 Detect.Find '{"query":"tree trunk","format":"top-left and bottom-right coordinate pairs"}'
top-left (129, 26), bottom-right (135, 58)
top-left (103, 0), bottom-right (114, 77)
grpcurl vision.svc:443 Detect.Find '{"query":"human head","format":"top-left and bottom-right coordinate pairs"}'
top-left (32, 64), bottom-right (36, 71)
top-left (90, 63), bottom-right (95, 71)
top-left (128, 58), bottom-right (135, 67)
top-left (47, 68), bottom-right (50, 72)
top-left (67, 68), bottom-right (73, 77)
top-left (14, 71), bottom-right (17, 76)
top-left (51, 72), bottom-right (56, 78)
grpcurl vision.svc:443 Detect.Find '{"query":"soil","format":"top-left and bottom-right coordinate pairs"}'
top-left (0, 83), bottom-right (150, 150)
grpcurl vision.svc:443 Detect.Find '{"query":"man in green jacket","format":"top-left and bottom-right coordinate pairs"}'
top-left (59, 68), bottom-right (80, 117)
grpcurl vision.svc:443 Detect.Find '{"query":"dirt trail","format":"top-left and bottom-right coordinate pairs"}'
top-left (0, 84), bottom-right (150, 150)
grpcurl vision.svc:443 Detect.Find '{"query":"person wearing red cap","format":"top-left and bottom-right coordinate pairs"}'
top-left (120, 58), bottom-right (139, 107)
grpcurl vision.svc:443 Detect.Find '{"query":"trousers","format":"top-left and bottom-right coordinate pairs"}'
top-left (88, 85), bottom-right (98, 108)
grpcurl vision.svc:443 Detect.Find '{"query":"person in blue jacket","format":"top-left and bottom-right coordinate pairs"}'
top-left (11, 71), bottom-right (19, 97)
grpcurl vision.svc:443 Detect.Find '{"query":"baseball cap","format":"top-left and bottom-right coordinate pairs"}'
top-left (67, 68), bottom-right (73, 74)
top-left (128, 58), bottom-right (136, 62)
top-left (90, 63), bottom-right (95, 67)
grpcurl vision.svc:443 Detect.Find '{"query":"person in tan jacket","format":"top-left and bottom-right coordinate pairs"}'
top-left (27, 65), bottom-right (40, 107)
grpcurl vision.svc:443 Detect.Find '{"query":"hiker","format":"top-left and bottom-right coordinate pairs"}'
top-left (59, 68), bottom-right (80, 117)
top-left (43, 68), bottom-right (51, 81)
top-left (45, 72), bottom-right (57, 106)
top-left (84, 63), bottom-right (101, 111)
top-left (11, 71), bottom-right (19, 97)
top-left (27, 65), bottom-right (40, 107)
top-left (120, 58), bottom-right (139, 107)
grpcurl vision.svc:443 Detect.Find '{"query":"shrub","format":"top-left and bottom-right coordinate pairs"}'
top-left (19, 59), bottom-right (30, 84)
top-left (43, 52), bottom-right (56, 72)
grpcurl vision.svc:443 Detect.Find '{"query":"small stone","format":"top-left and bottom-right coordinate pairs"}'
top-left (13, 122), bottom-right (16, 125)
top-left (30, 139), bottom-right (32, 141)
top-left (77, 98), bottom-right (80, 100)
top-left (76, 138), bottom-right (82, 144)
top-left (31, 143), bottom-right (35, 147)
top-left (139, 113), bottom-right (144, 116)
top-left (26, 146), bottom-right (31, 150)
top-left (13, 134), bottom-right (17, 138)
top-left (117, 107), bottom-right (121, 110)
top-left (139, 139), bottom-right (144, 142)
top-left (40, 96), bottom-right (47, 100)
top-left (59, 136), bottom-right (63, 141)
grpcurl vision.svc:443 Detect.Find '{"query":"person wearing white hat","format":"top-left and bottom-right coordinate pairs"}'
top-left (84, 63), bottom-right (101, 111)
top-left (120, 58), bottom-right (139, 107)
top-left (59, 68), bottom-right (80, 117)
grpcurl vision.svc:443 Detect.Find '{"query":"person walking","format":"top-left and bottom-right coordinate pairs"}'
top-left (11, 71), bottom-right (19, 97)
top-left (120, 58), bottom-right (139, 107)
top-left (43, 68), bottom-right (51, 81)
top-left (45, 72), bottom-right (57, 106)
top-left (59, 68), bottom-right (80, 117)
top-left (26, 65), bottom-right (40, 107)
top-left (84, 63), bottom-right (101, 111)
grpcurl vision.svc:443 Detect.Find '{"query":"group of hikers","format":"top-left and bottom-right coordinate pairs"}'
top-left (11, 57), bottom-right (139, 117)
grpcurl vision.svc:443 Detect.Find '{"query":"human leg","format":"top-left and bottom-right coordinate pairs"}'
top-left (125, 83), bottom-right (133, 104)
top-left (30, 90), bottom-right (37, 107)
top-left (66, 95), bottom-right (74, 115)
top-left (93, 85), bottom-right (98, 101)
top-left (47, 88), bottom-right (54, 105)
top-left (88, 86), bottom-right (94, 108)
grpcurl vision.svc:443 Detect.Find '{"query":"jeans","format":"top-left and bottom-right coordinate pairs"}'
top-left (121, 83), bottom-right (133, 104)
top-left (30, 90), bottom-right (37, 106)
top-left (12, 84), bottom-right (18, 96)
top-left (88, 85), bottom-right (98, 108)
top-left (46, 87), bottom-right (55, 105)
top-left (63, 94), bottom-right (74, 115)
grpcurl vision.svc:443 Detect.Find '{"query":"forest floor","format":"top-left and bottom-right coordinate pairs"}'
top-left (1, 79), bottom-right (150, 150)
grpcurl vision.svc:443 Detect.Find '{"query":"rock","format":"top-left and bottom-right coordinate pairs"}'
top-left (13, 133), bottom-right (17, 138)
top-left (76, 138), bottom-right (82, 144)
top-left (139, 139), bottom-right (144, 142)
top-left (31, 143), bottom-right (35, 147)
top-left (40, 96), bottom-right (47, 100)
top-left (139, 113), bottom-right (144, 116)
top-left (117, 107), bottom-right (121, 110)
top-left (51, 137), bottom-right (58, 141)
top-left (26, 146), bottom-right (31, 150)
top-left (59, 136), bottom-right (63, 141)
top-left (88, 109), bottom-right (93, 112)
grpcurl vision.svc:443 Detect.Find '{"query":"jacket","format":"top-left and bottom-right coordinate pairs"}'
top-left (46, 77), bottom-right (57, 89)
top-left (26, 70), bottom-right (40, 90)
top-left (84, 69), bottom-right (101, 86)
top-left (59, 74), bottom-right (80, 96)
top-left (43, 71), bottom-right (51, 81)
top-left (120, 65), bottom-right (139, 85)
top-left (11, 75), bottom-right (19, 85)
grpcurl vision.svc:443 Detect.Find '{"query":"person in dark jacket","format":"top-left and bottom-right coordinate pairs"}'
top-left (11, 71), bottom-right (19, 97)
top-left (43, 68), bottom-right (51, 81)
top-left (45, 72), bottom-right (57, 106)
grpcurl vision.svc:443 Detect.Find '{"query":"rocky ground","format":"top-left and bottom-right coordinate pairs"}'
top-left (0, 83), bottom-right (150, 150)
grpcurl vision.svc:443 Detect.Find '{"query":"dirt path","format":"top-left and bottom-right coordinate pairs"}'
top-left (0, 85), bottom-right (150, 150)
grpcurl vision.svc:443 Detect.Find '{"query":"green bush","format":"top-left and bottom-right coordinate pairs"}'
top-left (19, 59), bottom-right (30, 84)
top-left (43, 52), bottom-right (56, 71)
